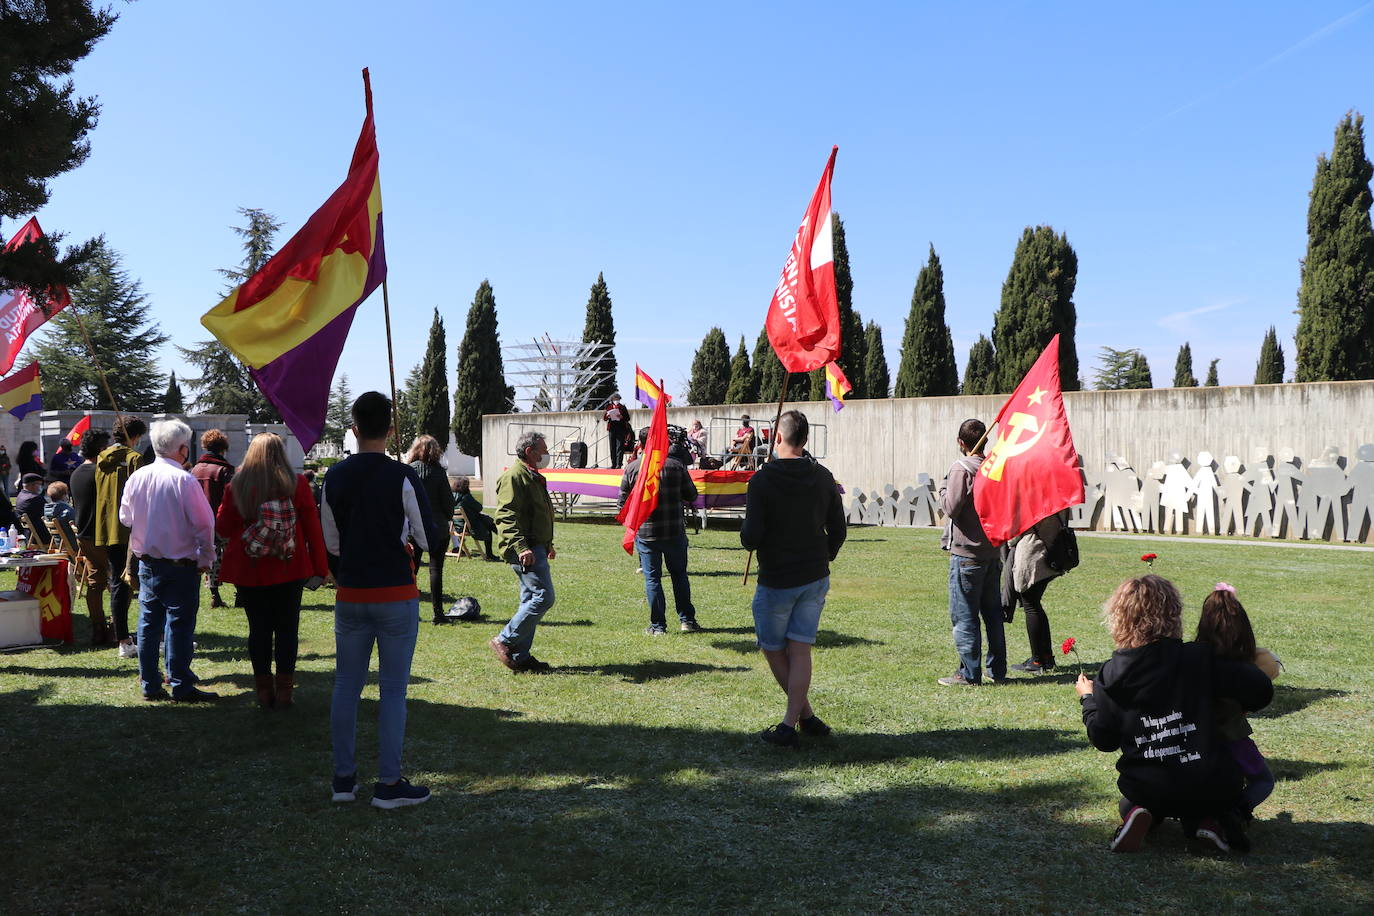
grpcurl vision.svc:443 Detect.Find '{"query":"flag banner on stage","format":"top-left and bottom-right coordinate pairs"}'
top-left (0, 362), bottom-right (42, 419)
top-left (540, 467), bottom-right (752, 509)
top-left (973, 334), bottom-right (1084, 546)
top-left (824, 361), bottom-right (852, 412)
top-left (634, 365), bottom-right (670, 410)
top-left (765, 147), bottom-right (841, 374)
top-left (616, 385), bottom-right (670, 552)
top-left (18, 560), bottom-right (73, 644)
top-left (66, 415), bottom-right (91, 447)
top-left (200, 69), bottom-right (386, 451)
top-left (0, 218), bottom-right (71, 376)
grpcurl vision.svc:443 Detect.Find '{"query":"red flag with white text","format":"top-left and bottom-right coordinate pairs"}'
top-left (972, 335), bottom-right (1084, 545)
top-left (615, 382), bottom-right (670, 554)
top-left (0, 218), bottom-right (71, 375)
top-left (765, 147), bottom-right (840, 374)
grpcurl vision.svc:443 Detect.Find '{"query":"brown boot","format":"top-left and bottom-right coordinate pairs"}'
top-left (254, 674), bottom-right (275, 709)
top-left (274, 671), bottom-right (294, 708)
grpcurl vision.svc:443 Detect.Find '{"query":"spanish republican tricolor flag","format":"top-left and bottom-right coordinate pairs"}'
top-left (634, 365), bottom-right (670, 410)
top-left (0, 362), bottom-right (42, 419)
top-left (201, 69), bottom-right (386, 451)
top-left (824, 361), bottom-right (852, 412)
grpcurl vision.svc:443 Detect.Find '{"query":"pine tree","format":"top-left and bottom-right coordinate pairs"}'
top-left (1295, 112), bottom-right (1374, 381)
top-left (180, 208), bottom-right (282, 421)
top-left (725, 336), bottom-right (757, 404)
top-left (1255, 326), bottom-right (1285, 384)
top-left (894, 245), bottom-right (959, 397)
top-left (1092, 347), bottom-right (1136, 390)
top-left (0, 2), bottom-right (115, 295)
top-left (322, 374), bottom-right (354, 448)
top-left (31, 238), bottom-right (167, 411)
top-left (962, 335), bottom-right (997, 395)
top-left (415, 308), bottom-right (450, 447)
top-left (991, 226), bottom-right (1079, 393)
top-left (1205, 359), bottom-right (1220, 386)
top-left (687, 327), bottom-right (730, 406)
top-left (808, 214), bottom-right (866, 399)
top-left (162, 373), bottom-right (184, 414)
top-left (574, 272), bottom-right (618, 408)
top-left (1171, 342), bottom-right (1197, 387)
top-left (453, 280), bottom-right (511, 456)
top-left (1126, 352), bottom-right (1153, 389)
top-left (863, 320), bottom-right (890, 398)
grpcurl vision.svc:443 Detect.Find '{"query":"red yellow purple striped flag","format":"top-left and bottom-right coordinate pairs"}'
top-left (200, 69), bottom-right (386, 450)
top-left (0, 362), bottom-right (42, 419)
top-left (634, 365), bottom-right (670, 410)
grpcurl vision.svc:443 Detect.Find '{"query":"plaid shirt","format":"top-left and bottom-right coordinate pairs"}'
top-left (618, 456), bottom-right (698, 541)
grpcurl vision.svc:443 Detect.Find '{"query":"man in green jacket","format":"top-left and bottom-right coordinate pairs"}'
top-left (489, 431), bottom-right (557, 674)
top-left (94, 418), bottom-right (148, 658)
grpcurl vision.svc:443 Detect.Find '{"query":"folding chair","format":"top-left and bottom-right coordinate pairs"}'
top-left (447, 505), bottom-right (475, 559)
top-left (45, 516), bottom-right (87, 602)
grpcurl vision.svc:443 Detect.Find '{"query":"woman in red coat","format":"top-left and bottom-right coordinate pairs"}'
top-left (217, 433), bottom-right (329, 709)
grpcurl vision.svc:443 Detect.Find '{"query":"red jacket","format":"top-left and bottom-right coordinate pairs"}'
top-left (216, 474), bottom-right (328, 587)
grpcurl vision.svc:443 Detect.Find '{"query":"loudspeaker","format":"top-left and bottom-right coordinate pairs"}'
top-left (568, 441), bottom-right (588, 468)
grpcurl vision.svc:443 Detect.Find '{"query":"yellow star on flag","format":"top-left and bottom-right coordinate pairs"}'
top-left (1027, 386), bottom-right (1047, 406)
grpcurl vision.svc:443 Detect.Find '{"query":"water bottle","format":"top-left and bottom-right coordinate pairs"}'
top-left (0, 528), bottom-right (9, 551)
top-left (6, 525), bottom-right (15, 547)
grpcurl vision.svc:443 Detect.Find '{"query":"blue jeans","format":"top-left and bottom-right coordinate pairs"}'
top-left (752, 577), bottom-right (829, 651)
top-left (948, 554), bottom-right (1006, 682)
top-left (136, 559), bottom-right (200, 698)
top-left (499, 545), bottom-right (555, 663)
top-left (637, 533), bottom-right (695, 627)
top-left (331, 598), bottom-right (420, 783)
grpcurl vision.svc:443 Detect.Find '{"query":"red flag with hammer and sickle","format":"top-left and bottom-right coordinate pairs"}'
top-left (615, 379), bottom-right (670, 554)
top-left (973, 334), bottom-right (1084, 545)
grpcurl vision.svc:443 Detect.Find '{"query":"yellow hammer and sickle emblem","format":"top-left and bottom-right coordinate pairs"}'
top-left (980, 412), bottom-right (1048, 482)
top-left (640, 451), bottom-right (664, 504)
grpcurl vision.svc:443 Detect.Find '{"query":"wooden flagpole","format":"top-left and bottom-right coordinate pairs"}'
top-left (68, 303), bottom-right (128, 440)
top-left (381, 278), bottom-right (400, 460)
top-left (742, 371), bottom-right (793, 585)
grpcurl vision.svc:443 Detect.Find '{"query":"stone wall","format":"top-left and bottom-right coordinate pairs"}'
top-left (480, 380), bottom-right (1374, 543)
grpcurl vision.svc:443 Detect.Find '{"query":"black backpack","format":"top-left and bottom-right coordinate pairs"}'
top-left (1041, 523), bottom-right (1080, 573)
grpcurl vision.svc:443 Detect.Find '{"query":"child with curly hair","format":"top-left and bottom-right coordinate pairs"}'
top-left (1076, 575), bottom-right (1273, 854)
top-left (1196, 583), bottom-right (1282, 820)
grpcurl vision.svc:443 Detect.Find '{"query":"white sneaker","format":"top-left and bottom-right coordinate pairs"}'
top-left (117, 640), bottom-right (137, 658)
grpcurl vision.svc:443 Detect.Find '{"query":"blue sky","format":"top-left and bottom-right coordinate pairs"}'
top-left (15, 0), bottom-right (1374, 406)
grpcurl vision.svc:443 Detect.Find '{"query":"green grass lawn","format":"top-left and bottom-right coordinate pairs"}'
top-left (2, 522), bottom-right (1371, 914)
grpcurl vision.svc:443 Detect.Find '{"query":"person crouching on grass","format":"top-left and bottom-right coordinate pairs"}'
top-left (1076, 575), bottom-right (1272, 854)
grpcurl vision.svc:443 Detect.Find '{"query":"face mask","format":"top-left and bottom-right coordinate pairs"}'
top-left (535, 453), bottom-right (551, 469)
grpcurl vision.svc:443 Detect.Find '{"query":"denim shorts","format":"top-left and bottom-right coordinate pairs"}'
top-left (751, 577), bottom-right (829, 651)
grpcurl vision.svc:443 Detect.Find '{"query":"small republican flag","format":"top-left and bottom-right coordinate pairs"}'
top-left (824, 362), bottom-right (852, 412)
top-left (67, 415), bottom-right (91, 447)
top-left (634, 365), bottom-right (670, 410)
top-left (0, 362), bottom-right (43, 419)
top-left (972, 334), bottom-right (1084, 545)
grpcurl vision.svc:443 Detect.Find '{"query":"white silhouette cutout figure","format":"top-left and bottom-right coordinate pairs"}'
top-left (1274, 448), bottom-right (1305, 538)
top-left (1219, 456), bottom-right (1247, 536)
top-left (1347, 444), bottom-right (1374, 542)
top-left (1138, 461), bottom-right (1165, 533)
top-left (1192, 451), bottom-right (1221, 535)
top-left (1104, 454), bottom-right (1143, 532)
top-left (1241, 448), bottom-right (1277, 537)
top-left (1160, 452), bottom-right (1194, 535)
top-left (1304, 446), bottom-right (1352, 542)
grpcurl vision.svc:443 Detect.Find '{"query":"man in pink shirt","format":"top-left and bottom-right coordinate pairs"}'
top-left (119, 419), bottom-right (218, 702)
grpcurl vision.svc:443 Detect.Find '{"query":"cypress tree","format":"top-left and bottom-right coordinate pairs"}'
top-left (1173, 342), bottom-right (1198, 387)
top-left (752, 329), bottom-right (781, 404)
top-left (962, 335), bottom-right (997, 395)
top-left (1255, 326), bottom-right (1285, 384)
top-left (1205, 359), bottom-right (1220, 386)
top-left (32, 238), bottom-right (167, 411)
top-left (574, 272), bottom-right (618, 408)
top-left (894, 245), bottom-right (959, 397)
top-left (687, 327), bottom-right (730, 406)
top-left (415, 308), bottom-right (450, 447)
top-left (863, 320), bottom-right (890, 398)
top-left (725, 336), bottom-right (757, 404)
top-left (0, 2), bottom-right (114, 295)
top-left (1295, 112), bottom-right (1374, 381)
top-left (162, 373), bottom-right (184, 414)
top-left (322, 374), bottom-right (353, 448)
top-left (453, 280), bottom-right (511, 457)
top-left (991, 225), bottom-right (1079, 392)
top-left (532, 387), bottom-right (551, 412)
top-left (1126, 352), bottom-right (1153, 389)
top-left (808, 214), bottom-right (865, 399)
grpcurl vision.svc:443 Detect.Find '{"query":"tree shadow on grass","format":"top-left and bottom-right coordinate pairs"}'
top-left (1267, 757), bottom-right (1345, 782)
top-left (555, 661), bottom-right (751, 683)
top-left (687, 569), bottom-right (751, 577)
top-left (710, 629), bottom-right (883, 654)
top-left (1252, 685), bottom-right (1348, 719)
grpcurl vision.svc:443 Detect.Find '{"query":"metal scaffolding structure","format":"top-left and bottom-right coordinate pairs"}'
top-left (505, 336), bottom-right (616, 413)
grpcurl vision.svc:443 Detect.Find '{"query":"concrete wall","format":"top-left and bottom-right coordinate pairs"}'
top-left (480, 380), bottom-right (1374, 542)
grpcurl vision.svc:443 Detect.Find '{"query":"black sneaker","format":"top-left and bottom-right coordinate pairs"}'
top-left (171, 687), bottom-right (218, 703)
top-left (759, 723), bottom-right (800, 748)
top-left (1218, 812), bottom-right (1251, 853)
top-left (1010, 657), bottom-right (1055, 674)
top-left (371, 777), bottom-right (430, 809)
top-left (142, 687), bottom-right (170, 702)
top-left (644, 624), bottom-right (667, 636)
top-left (679, 619), bottom-right (703, 633)
top-left (1110, 805), bottom-right (1153, 852)
top-left (798, 714), bottom-right (832, 737)
top-left (513, 656), bottom-right (552, 674)
top-left (331, 773), bottom-right (358, 803)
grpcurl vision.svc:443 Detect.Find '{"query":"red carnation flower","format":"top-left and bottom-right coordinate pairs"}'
top-left (1061, 637), bottom-right (1077, 655)
top-left (1141, 553), bottom-right (1158, 567)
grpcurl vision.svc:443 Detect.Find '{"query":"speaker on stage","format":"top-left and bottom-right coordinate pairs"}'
top-left (568, 441), bottom-right (588, 468)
